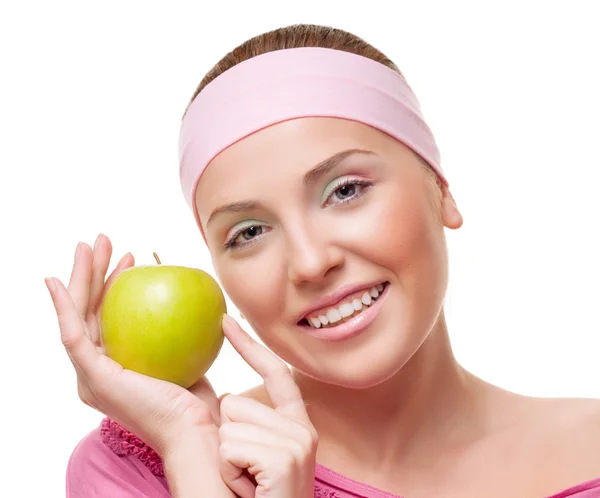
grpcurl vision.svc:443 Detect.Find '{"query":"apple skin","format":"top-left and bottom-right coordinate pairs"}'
top-left (100, 264), bottom-right (226, 388)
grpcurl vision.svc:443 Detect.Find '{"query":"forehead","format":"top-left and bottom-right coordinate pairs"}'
top-left (194, 117), bottom-right (404, 217)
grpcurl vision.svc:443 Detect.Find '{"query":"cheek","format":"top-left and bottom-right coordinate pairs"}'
top-left (217, 250), bottom-right (286, 326)
top-left (348, 188), bottom-right (448, 300)
top-left (354, 191), bottom-right (436, 265)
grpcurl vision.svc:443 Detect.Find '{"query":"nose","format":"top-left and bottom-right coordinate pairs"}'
top-left (286, 226), bottom-right (344, 284)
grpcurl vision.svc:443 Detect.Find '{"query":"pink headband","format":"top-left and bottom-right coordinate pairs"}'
top-left (179, 47), bottom-right (448, 233)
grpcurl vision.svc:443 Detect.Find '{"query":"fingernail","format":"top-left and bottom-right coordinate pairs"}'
top-left (74, 242), bottom-right (82, 262)
top-left (93, 233), bottom-right (104, 251)
top-left (222, 314), bottom-right (236, 328)
top-left (44, 277), bottom-right (56, 294)
top-left (117, 252), bottom-right (131, 267)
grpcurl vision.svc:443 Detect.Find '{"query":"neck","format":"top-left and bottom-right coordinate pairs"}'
top-left (293, 310), bottom-right (490, 473)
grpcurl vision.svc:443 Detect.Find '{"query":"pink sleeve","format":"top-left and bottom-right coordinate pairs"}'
top-left (66, 427), bottom-right (170, 498)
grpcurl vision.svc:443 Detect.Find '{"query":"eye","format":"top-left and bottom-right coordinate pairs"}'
top-left (322, 176), bottom-right (374, 207)
top-left (333, 183), bottom-right (357, 200)
top-left (224, 223), bottom-right (268, 249)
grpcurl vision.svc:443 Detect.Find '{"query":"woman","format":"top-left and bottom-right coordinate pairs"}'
top-left (45, 24), bottom-right (600, 497)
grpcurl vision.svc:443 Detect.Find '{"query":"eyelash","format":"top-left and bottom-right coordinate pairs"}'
top-left (223, 178), bottom-right (374, 249)
top-left (223, 224), bottom-right (267, 249)
top-left (322, 177), bottom-right (373, 207)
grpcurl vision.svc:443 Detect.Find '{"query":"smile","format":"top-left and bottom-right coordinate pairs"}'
top-left (298, 282), bottom-right (390, 342)
top-left (301, 283), bottom-right (387, 329)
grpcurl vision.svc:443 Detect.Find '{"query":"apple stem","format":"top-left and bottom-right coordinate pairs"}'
top-left (153, 252), bottom-right (162, 265)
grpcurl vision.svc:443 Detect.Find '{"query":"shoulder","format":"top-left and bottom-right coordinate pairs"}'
top-left (523, 396), bottom-right (600, 486)
top-left (66, 420), bottom-right (169, 497)
top-left (67, 425), bottom-right (116, 481)
top-left (550, 396), bottom-right (600, 444)
top-left (533, 396), bottom-right (600, 443)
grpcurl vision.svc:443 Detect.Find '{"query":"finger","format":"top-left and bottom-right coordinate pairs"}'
top-left (86, 233), bottom-right (112, 317)
top-left (220, 394), bottom-right (309, 440)
top-left (46, 277), bottom-right (99, 378)
top-left (88, 239), bottom-right (133, 346)
top-left (67, 242), bottom-right (93, 318)
top-left (219, 443), bottom-right (258, 498)
top-left (86, 235), bottom-right (113, 345)
top-left (187, 377), bottom-right (220, 426)
top-left (221, 315), bottom-right (309, 423)
top-left (100, 252), bottom-right (134, 304)
top-left (94, 252), bottom-right (134, 327)
top-left (90, 252), bottom-right (133, 346)
top-left (219, 421), bottom-right (288, 448)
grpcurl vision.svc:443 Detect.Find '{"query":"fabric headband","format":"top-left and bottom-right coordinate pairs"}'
top-left (179, 47), bottom-right (448, 235)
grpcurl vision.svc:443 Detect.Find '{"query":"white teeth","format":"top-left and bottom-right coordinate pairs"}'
top-left (305, 283), bottom-right (387, 329)
top-left (339, 303), bottom-right (354, 318)
top-left (361, 292), bottom-right (372, 306)
top-left (327, 308), bottom-right (342, 323)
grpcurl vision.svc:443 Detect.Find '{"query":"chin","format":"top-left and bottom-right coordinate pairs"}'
top-left (292, 305), bottom-right (435, 390)
top-left (307, 336), bottom-right (425, 390)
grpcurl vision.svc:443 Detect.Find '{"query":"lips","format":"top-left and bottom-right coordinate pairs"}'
top-left (298, 281), bottom-right (391, 342)
top-left (302, 283), bottom-right (388, 329)
top-left (296, 280), bottom-right (388, 325)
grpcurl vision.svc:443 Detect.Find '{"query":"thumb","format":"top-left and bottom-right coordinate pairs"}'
top-left (214, 392), bottom-right (231, 426)
top-left (188, 377), bottom-right (221, 426)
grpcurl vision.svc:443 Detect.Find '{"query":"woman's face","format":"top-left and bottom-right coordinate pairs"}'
top-left (195, 117), bottom-right (463, 388)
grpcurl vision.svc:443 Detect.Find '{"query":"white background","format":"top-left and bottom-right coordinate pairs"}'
top-left (1, 1), bottom-right (599, 496)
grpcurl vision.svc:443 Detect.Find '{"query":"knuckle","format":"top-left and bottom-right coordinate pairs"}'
top-left (300, 426), bottom-right (318, 451)
top-left (289, 440), bottom-right (305, 461)
top-left (219, 441), bottom-right (234, 460)
top-left (307, 426), bottom-right (319, 447)
top-left (219, 394), bottom-right (242, 422)
top-left (266, 363), bottom-right (291, 380)
top-left (280, 450), bottom-right (296, 469)
top-left (285, 426), bottom-right (318, 465)
top-left (61, 331), bottom-right (83, 352)
top-left (77, 388), bottom-right (88, 405)
top-left (217, 422), bottom-right (232, 440)
top-left (219, 393), bottom-right (235, 413)
top-left (77, 385), bottom-right (96, 409)
top-left (168, 392), bottom-right (213, 427)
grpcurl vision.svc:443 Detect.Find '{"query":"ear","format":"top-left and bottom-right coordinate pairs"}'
top-left (440, 186), bottom-right (463, 229)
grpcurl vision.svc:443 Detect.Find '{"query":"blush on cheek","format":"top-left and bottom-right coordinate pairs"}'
top-left (359, 195), bottom-right (434, 272)
top-left (220, 261), bottom-right (284, 331)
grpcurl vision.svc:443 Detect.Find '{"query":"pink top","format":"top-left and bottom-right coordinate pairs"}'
top-left (66, 418), bottom-right (600, 497)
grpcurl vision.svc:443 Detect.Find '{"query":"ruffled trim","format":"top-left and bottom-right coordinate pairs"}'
top-left (100, 418), bottom-right (165, 477)
top-left (313, 486), bottom-right (342, 497)
top-left (100, 418), bottom-right (342, 496)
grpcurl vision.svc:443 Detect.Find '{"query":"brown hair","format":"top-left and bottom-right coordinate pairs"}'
top-left (185, 24), bottom-right (401, 112)
top-left (185, 24), bottom-right (443, 211)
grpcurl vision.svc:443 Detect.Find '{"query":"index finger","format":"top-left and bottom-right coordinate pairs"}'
top-left (45, 277), bottom-right (99, 379)
top-left (221, 314), bottom-right (309, 423)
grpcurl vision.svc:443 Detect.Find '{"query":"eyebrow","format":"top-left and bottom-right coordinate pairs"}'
top-left (206, 148), bottom-right (376, 227)
top-left (303, 148), bottom-right (376, 186)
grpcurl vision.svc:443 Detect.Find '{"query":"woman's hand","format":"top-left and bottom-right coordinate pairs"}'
top-left (218, 315), bottom-right (318, 498)
top-left (45, 234), bottom-right (222, 459)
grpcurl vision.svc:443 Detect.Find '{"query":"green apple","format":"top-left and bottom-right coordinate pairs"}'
top-left (100, 254), bottom-right (226, 388)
